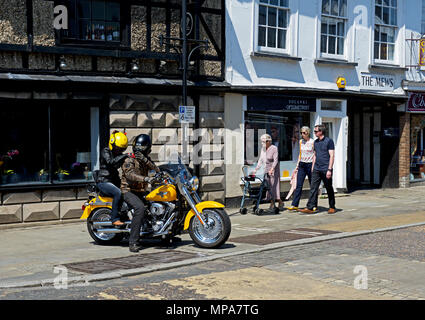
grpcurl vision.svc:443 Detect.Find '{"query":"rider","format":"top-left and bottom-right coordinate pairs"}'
top-left (121, 133), bottom-right (160, 253)
top-left (97, 130), bottom-right (129, 226)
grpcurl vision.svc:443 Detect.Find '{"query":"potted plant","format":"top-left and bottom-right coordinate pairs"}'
top-left (0, 149), bottom-right (19, 184)
top-left (39, 169), bottom-right (49, 182)
top-left (55, 169), bottom-right (70, 181)
top-left (1, 170), bottom-right (14, 184)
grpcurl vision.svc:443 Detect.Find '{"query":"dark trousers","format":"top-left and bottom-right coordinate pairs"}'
top-left (306, 170), bottom-right (336, 210)
top-left (291, 162), bottom-right (312, 207)
top-left (123, 191), bottom-right (146, 245)
top-left (97, 182), bottom-right (122, 222)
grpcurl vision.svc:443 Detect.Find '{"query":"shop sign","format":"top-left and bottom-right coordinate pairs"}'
top-left (360, 73), bottom-right (395, 92)
top-left (419, 39), bottom-right (425, 67)
top-left (407, 92), bottom-right (425, 112)
top-left (247, 96), bottom-right (316, 112)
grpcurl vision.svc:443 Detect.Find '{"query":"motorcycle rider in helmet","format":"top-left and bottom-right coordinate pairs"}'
top-left (97, 130), bottom-right (129, 226)
top-left (121, 134), bottom-right (160, 252)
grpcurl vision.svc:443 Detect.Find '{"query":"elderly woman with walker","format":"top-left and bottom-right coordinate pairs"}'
top-left (252, 133), bottom-right (284, 212)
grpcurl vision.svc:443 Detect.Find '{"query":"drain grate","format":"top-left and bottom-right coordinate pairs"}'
top-left (63, 250), bottom-right (206, 274)
top-left (230, 228), bottom-right (340, 245)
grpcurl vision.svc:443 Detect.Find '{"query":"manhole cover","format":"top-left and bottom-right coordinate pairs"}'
top-left (63, 250), bottom-right (205, 274)
top-left (230, 228), bottom-right (340, 245)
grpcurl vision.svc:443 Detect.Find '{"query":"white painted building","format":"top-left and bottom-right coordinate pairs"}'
top-left (223, 0), bottom-right (425, 205)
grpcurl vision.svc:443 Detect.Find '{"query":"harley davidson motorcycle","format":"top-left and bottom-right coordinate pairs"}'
top-left (80, 155), bottom-right (231, 248)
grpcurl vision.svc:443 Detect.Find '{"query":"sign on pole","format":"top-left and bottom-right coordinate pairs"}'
top-left (179, 106), bottom-right (195, 124)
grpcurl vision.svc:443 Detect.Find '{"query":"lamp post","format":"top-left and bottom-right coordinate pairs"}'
top-left (159, 0), bottom-right (209, 163)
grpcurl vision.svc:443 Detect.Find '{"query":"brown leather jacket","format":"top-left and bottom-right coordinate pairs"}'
top-left (120, 153), bottom-right (160, 193)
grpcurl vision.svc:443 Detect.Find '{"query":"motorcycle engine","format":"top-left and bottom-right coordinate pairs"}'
top-left (149, 203), bottom-right (166, 216)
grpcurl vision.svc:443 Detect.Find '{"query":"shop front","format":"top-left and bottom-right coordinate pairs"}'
top-left (235, 93), bottom-right (348, 199)
top-left (407, 92), bottom-right (425, 182)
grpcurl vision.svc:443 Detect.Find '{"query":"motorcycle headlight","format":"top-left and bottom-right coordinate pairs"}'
top-left (188, 176), bottom-right (199, 191)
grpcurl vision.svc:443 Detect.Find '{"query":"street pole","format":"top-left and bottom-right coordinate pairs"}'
top-left (182, 0), bottom-right (189, 163)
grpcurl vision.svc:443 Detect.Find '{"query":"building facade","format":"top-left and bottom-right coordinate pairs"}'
top-left (223, 0), bottom-right (424, 206)
top-left (0, 0), bottom-right (227, 225)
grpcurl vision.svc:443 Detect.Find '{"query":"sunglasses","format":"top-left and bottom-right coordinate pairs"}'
top-left (314, 130), bottom-right (320, 133)
top-left (301, 132), bottom-right (308, 134)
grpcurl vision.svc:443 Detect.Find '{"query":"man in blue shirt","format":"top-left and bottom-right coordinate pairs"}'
top-left (298, 124), bottom-right (336, 214)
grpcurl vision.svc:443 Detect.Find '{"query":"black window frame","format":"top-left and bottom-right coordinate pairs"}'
top-left (55, 0), bottom-right (131, 50)
top-left (0, 98), bottom-right (105, 190)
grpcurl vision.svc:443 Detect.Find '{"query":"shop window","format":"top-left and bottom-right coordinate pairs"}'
top-left (0, 103), bottom-right (99, 186)
top-left (410, 116), bottom-right (425, 181)
top-left (257, 0), bottom-right (290, 53)
top-left (320, 0), bottom-right (347, 57)
top-left (245, 111), bottom-right (310, 178)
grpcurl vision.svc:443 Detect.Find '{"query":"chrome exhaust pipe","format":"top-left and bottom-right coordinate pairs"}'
top-left (94, 227), bottom-right (151, 236)
top-left (92, 221), bottom-right (131, 227)
top-left (94, 228), bottom-right (130, 234)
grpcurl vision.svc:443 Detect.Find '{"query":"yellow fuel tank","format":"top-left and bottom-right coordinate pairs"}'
top-left (146, 184), bottom-right (177, 202)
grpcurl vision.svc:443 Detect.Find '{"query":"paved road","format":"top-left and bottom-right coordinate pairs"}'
top-left (0, 186), bottom-right (424, 299)
top-left (1, 226), bottom-right (424, 300)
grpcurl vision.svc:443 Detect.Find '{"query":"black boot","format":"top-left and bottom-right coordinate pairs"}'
top-left (129, 243), bottom-right (142, 253)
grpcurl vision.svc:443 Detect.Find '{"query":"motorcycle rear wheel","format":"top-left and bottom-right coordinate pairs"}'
top-left (189, 209), bottom-right (231, 248)
top-left (87, 208), bottom-right (124, 245)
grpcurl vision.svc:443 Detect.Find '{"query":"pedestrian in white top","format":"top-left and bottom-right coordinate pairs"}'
top-left (287, 126), bottom-right (314, 211)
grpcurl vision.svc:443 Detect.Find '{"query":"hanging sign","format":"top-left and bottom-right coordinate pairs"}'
top-left (419, 39), bottom-right (425, 67)
top-left (407, 92), bottom-right (425, 112)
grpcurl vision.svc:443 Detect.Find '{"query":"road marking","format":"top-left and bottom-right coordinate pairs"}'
top-left (234, 227), bottom-right (272, 232)
top-left (372, 205), bottom-right (389, 208)
top-left (265, 217), bottom-right (288, 222)
top-left (284, 230), bottom-right (325, 236)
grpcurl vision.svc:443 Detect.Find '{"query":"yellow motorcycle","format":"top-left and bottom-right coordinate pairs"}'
top-left (80, 155), bottom-right (231, 248)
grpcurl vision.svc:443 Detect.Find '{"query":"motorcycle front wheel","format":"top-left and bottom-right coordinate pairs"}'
top-left (189, 209), bottom-right (231, 248)
top-left (87, 208), bottom-right (124, 245)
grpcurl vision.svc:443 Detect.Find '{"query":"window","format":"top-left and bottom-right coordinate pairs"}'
top-left (320, 0), bottom-right (347, 57)
top-left (60, 0), bottom-right (124, 46)
top-left (0, 103), bottom-right (99, 186)
top-left (257, 0), bottom-right (290, 51)
top-left (244, 111), bottom-right (310, 165)
top-left (321, 100), bottom-right (342, 111)
top-left (374, 0), bottom-right (397, 61)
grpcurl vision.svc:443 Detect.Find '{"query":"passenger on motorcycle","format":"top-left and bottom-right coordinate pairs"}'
top-left (97, 130), bottom-right (129, 227)
top-left (121, 133), bottom-right (160, 253)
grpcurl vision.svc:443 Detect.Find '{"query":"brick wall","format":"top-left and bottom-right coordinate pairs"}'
top-left (399, 113), bottom-right (410, 188)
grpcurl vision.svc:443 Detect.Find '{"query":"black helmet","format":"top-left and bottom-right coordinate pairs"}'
top-left (132, 134), bottom-right (152, 155)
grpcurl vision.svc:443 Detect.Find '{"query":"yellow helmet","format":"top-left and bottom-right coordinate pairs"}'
top-left (109, 130), bottom-right (128, 151)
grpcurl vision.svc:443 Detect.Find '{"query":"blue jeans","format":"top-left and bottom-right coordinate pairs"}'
top-left (291, 162), bottom-right (312, 207)
top-left (97, 182), bottom-right (122, 222)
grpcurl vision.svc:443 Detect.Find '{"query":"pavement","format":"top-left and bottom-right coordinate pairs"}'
top-left (0, 185), bottom-right (425, 290)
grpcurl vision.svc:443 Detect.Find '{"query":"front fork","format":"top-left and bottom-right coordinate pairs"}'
top-left (181, 185), bottom-right (208, 227)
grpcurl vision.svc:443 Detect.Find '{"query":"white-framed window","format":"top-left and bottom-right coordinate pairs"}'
top-left (256, 0), bottom-right (290, 53)
top-left (374, 0), bottom-right (398, 62)
top-left (320, 0), bottom-right (347, 57)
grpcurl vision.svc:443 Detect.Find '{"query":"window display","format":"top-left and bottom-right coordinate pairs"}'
top-left (0, 103), bottom-right (98, 186)
top-left (410, 114), bottom-right (425, 181)
top-left (244, 111), bottom-right (310, 175)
